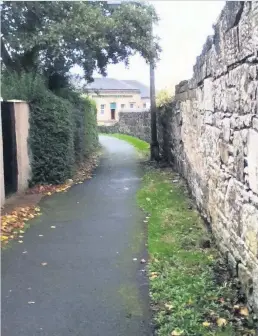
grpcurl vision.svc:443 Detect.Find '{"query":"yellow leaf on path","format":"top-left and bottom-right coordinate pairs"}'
top-left (202, 321), bottom-right (211, 327)
top-left (217, 318), bottom-right (227, 327)
top-left (47, 192), bottom-right (52, 196)
top-left (239, 306), bottom-right (249, 316)
top-left (1, 236), bottom-right (8, 241)
top-left (171, 329), bottom-right (184, 336)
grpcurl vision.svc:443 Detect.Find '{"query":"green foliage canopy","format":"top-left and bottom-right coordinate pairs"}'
top-left (1, 1), bottom-right (161, 85)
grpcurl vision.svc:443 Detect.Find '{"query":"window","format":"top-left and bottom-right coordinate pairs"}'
top-left (100, 104), bottom-right (105, 114)
top-left (130, 102), bottom-right (135, 108)
top-left (121, 104), bottom-right (125, 109)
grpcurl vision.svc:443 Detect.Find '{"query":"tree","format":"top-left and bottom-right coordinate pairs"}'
top-left (1, 1), bottom-right (161, 89)
top-left (156, 88), bottom-right (174, 107)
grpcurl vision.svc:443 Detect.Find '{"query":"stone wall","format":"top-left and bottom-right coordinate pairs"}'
top-left (99, 111), bottom-right (151, 143)
top-left (158, 1), bottom-right (258, 311)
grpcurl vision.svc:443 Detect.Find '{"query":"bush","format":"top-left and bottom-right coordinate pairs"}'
top-left (2, 71), bottom-right (98, 185)
top-left (29, 92), bottom-right (75, 185)
top-left (83, 96), bottom-right (98, 156)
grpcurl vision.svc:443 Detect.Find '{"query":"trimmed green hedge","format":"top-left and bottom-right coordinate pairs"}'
top-left (2, 72), bottom-right (98, 185)
top-left (83, 97), bottom-right (98, 156)
top-left (29, 92), bottom-right (75, 184)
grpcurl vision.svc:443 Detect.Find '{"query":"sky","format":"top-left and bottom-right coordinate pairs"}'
top-left (72, 1), bottom-right (225, 91)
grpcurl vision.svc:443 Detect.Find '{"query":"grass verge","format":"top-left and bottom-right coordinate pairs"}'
top-left (137, 167), bottom-right (257, 336)
top-left (101, 133), bottom-right (150, 158)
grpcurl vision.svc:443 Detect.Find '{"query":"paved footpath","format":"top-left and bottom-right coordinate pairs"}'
top-left (2, 136), bottom-right (152, 336)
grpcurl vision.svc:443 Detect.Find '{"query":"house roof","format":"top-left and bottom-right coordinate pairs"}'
top-left (86, 78), bottom-right (138, 92)
top-left (123, 80), bottom-right (150, 98)
top-left (86, 78), bottom-right (150, 98)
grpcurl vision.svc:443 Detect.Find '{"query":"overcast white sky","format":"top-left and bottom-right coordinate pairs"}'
top-left (72, 1), bottom-right (225, 91)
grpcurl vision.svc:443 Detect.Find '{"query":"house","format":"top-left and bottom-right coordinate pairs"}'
top-left (86, 78), bottom-right (150, 124)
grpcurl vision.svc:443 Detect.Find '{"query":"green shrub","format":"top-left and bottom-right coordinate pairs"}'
top-left (83, 96), bottom-right (99, 156)
top-left (1, 71), bottom-right (98, 185)
top-left (2, 72), bottom-right (74, 184)
top-left (29, 92), bottom-right (74, 185)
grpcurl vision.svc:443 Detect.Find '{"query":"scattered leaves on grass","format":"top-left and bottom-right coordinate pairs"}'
top-left (137, 168), bottom-right (258, 335)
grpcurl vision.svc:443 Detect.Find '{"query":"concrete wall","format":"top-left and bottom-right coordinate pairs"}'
top-left (13, 102), bottom-right (31, 192)
top-left (158, 2), bottom-right (258, 311)
top-left (89, 90), bottom-right (149, 123)
top-left (99, 110), bottom-right (151, 143)
top-left (1, 101), bottom-right (31, 205)
top-left (0, 109), bottom-right (5, 207)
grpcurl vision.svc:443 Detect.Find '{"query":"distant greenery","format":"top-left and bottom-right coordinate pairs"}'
top-left (156, 88), bottom-right (174, 107)
top-left (106, 133), bottom-right (150, 154)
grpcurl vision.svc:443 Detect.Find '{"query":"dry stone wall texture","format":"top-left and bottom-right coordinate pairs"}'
top-left (158, 1), bottom-right (258, 311)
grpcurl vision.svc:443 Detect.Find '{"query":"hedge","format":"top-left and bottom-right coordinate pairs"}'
top-left (1, 72), bottom-right (98, 185)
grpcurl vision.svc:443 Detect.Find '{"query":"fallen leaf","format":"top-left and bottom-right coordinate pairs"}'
top-left (239, 306), bottom-right (249, 316)
top-left (202, 321), bottom-right (211, 327)
top-left (150, 274), bottom-right (158, 280)
top-left (22, 251), bottom-right (28, 254)
top-left (171, 329), bottom-right (184, 336)
top-left (47, 192), bottom-right (52, 196)
top-left (50, 226), bottom-right (56, 229)
top-left (38, 234), bottom-right (44, 237)
top-left (18, 240), bottom-right (23, 243)
top-left (164, 303), bottom-right (174, 311)
top-left (28, 301), bottom-right (35, 304)
top-left (41, 262), bottom-right (48, 266)
top-left (217, 318), bottom-right (227, 327)
top-left (140, 258), bottom-right (146, 264)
